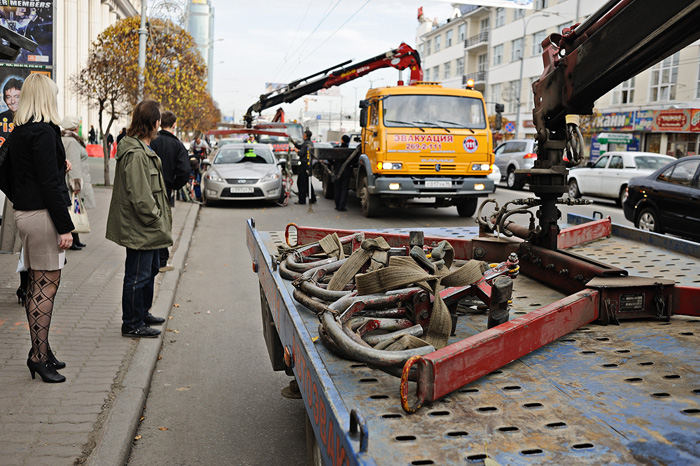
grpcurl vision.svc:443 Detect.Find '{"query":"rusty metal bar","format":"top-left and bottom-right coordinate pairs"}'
top-left (414, 289), bottom-right (599, 404)
top-left (673, 285), bottom-right (700, 317)
top-left (557, 217), bottom-right (611, 249)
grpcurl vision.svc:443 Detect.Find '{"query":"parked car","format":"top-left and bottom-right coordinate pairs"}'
top-left (488, 164), bottom-right (501, 191)
top-left (568, 151), bottom-right (675, 205)
top-left (623, 155), bottom-right (700, 240)
top-left (201, 143), bottom-right (284, 205)
top-left (494, 138), bottom-right (537, 189)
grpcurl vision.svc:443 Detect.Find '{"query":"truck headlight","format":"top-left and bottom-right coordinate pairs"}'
top-left (474, 183), bottom-right (485, 191)
top-left (389, 183), bottom-right (401, 190)
top-left (471, 163), bottom-right (491, 171)
top-left (378, 162), bottom-right (403, 170)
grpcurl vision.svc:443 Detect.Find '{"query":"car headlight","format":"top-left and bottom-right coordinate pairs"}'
top-left (377, 162), bottom-right (403, 170)
top-left (205, 170), bottom-right (224, 182)
top-left (261, 172), bottom-right (281, 182)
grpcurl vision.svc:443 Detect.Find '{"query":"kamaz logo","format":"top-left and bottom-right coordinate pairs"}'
top-left (435, 164), bottom-right (441, 172)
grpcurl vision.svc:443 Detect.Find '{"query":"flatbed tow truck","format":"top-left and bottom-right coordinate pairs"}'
top-left (247, 1), bottom-right (700, 464)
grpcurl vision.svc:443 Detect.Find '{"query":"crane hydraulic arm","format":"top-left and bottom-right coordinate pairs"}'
top-left (243, 42), bottom-right (423, 127)
top-left (528, 0), bottom-right (700, 249)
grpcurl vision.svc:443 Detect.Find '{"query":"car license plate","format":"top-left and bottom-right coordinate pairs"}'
top-left (425, 180), bottom-right (451, 188)
top-left (230, 186), bottom-right (254, 193)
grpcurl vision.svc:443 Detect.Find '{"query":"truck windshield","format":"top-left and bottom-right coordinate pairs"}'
top-left (382, 95), bottom-right (486, 129)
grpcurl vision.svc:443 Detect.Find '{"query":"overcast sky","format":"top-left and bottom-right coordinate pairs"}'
top-left (210, 1), bottom-right (456, 124)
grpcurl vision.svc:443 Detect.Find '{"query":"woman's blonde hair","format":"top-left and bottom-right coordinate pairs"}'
top-left (13, 73), bottom-right (61, 126)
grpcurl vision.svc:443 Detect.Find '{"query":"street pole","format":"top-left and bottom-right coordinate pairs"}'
top-left (138, 0), bottom-right (148, 101)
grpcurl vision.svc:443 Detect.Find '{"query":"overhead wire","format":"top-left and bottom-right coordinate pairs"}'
top-left (270, 0), bottom-right (314, 83)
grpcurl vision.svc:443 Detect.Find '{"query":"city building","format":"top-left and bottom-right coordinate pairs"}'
top-left (417, 1), bottom-right (700, 159)
top-left (185, 0), bottom-right (215, 94)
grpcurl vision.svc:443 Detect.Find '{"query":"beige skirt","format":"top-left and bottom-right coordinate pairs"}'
top-left (14, 209), bottom-right (66, 271)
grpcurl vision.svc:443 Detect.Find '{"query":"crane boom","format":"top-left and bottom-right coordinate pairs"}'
top-left (243, 42), bottom-right (423, 127)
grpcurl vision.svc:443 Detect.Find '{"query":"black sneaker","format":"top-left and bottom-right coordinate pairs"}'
top-left (122, 326), bottom-right (161, 338)
top-left (144, 313), bottom-right (165, 325)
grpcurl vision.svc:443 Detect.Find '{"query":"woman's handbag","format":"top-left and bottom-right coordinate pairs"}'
top-left (68, 192), bottom-right (90, 233)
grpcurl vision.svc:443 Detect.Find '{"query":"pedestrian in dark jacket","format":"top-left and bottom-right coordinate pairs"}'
top-left (106, 99), bottom-right (170, 339)
top-left (293, 129), bottom-right (316, 204)
top-left (8, 73), bottom-right (74, 383)
top-left (88, 125), bottom-right (96, 144)
top-left (334, 134), bottom-right (352, 211)
top-left (151, 110), bottom-right (189, 271)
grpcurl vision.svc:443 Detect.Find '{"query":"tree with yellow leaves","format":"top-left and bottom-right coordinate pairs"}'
top-left (73, 16), bottom-right (220, 185)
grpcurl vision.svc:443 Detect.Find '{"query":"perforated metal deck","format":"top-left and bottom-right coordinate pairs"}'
top-left (261, 226), bottom-right (700, 465)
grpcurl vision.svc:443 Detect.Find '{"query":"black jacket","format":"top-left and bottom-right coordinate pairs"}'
top-left (151, 129), bottom-right (190, 192)
top-left (9, 121), bottom-right (74, 234)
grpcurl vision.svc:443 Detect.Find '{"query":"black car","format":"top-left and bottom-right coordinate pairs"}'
top-left (623, 155), bottom-right (700, 240)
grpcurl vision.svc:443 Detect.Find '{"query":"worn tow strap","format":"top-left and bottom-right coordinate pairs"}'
top-left (319, 232), bottom-right (345, 260)
top-left (355, 255), bottom-right (485, 349)
top-left (326, 236), bottom-right (390, 291)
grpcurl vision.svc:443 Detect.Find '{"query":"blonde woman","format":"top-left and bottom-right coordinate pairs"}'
top-left (9, 73), bottom-right (73, 383)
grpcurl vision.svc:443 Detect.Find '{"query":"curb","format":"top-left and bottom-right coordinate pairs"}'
top-left (86, 202), bottom-right (199, 466)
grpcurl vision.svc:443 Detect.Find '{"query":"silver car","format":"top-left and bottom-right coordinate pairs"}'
top-left (494, 138), bottom-right (538, 189)
top-left (201, 144), bottom-right (283, 205)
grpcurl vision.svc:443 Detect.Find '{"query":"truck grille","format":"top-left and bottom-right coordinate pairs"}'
top-left (419, 164), bottom-right (456, 171)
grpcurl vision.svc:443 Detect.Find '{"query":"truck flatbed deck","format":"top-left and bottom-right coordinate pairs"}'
top-left (247, 216), bottom-right (700, 465)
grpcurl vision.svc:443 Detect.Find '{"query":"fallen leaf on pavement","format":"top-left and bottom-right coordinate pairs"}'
top-left (176, 387), bottom-right (190, 391)
top-left (168, 316), bottom-right (174, 320)
top-left (174, 303), bottom-right (180, 308)
top-left (158, 427), bottom-right (168, 431)
top-left (134, 435), bottom-right (142, 440)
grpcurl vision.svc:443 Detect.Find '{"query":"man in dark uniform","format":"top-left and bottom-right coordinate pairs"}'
top-left (333, 134), bottom-right (352, 211)
top-left (151, 111), bottom-right (190, 271)
top-left (294, 129), bottom-right (316, 205)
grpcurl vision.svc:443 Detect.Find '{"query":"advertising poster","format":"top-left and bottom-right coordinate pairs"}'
top-left (0, 67), bottom-right (50, 146)
top-left (653, 109), bottom-right (690, 132)
top-left (0, 0), bottom-right (54, 67)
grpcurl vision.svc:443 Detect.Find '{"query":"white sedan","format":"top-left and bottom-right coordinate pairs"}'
top-left (567, 151), bottom-right (675, 205)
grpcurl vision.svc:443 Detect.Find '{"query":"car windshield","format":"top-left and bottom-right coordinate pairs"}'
top-left (383, 95), bottom-right (486, 129)
top-left (635, 156), bottom-right (673, 170)
top-left (214, 147), bottom-right (275, 164)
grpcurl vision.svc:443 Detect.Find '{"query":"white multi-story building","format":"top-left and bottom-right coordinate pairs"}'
top-left (418, 1), bottom-right (700, 158)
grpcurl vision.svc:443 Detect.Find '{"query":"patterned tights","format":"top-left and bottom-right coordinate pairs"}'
top-left (26, 269), bottom-right (61, 363)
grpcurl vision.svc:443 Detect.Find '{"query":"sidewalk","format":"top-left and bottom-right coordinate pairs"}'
top-left (0, 186), bottom-right (199, 466)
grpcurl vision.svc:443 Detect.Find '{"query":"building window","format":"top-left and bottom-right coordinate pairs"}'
top-left (491, 83), bottom-right (502, 107)
top-left (444, 61), bottom-right (451, 79)
top-left (435, 35), bottom-right (441, 52)
top-left (418, 43), bottom-right (424, 57)
top-left (493, 44), bottom-right (503, 66)
top-left (508, 80), bottom-right (519, 113)
top-left (433, 66), bottom-right (440, 81)
top-left (535, 0), bottom-right (549, 10)
top-left (456, 57), bottom-right (464, 76)
top-left (478, 53), bottom-right (487, 72)
top-left (426, 39), bottom-right (431, 55)
top-left (480, 17), bottom-right (489, 32)
top-left (458, 24), bottom-right (466, 42)
top-left (511, 38), bottom-right (523, 61)
top-left (514, 8), bottom-right (525, 19)
top-left (532, 30), bottom-right (547, 56)
top-left (650, 52), bottom-right (679, 102)
top-left (495, 8), bottom-right (505, 27)
top-left (446, 30), bottom-right (453, 48)
top-left (612, 78), bottom-right (635, 104)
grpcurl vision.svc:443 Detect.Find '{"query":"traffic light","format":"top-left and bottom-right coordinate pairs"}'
top-left (494, 103), bottom-right (504, 131)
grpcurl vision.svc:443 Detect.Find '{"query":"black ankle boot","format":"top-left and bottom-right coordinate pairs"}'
top-left (16, 287), bottom-right (26, 306)
top-left (29, 348), bottom-right (66, 369)
top-left (27, 358), bottom-right (66, 383)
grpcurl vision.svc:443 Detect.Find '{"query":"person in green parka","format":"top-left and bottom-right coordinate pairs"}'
top-left (106, 99), bottom-right (171, 338)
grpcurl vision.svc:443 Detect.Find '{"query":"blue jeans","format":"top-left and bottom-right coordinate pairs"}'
top-left (122, 248), bottom-right (159, 331)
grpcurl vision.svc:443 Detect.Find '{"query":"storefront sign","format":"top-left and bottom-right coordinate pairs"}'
top-left (598, 132), bottom-right (633, 144)
top-left (653, 109), bottom-right (690, 131)
top-left (691, 109), bottom-right (700, 132)
top-left (634, 110), bottom-right (655, 131)
top-left (593, 111), bottom-right (635, 131)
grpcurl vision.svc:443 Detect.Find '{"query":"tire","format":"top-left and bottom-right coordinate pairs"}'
top-left (201, 190), bottom-right (217, 207)
top-left (636, 207), bottom-right (662, 233)
top-left (568, 179), bottom-right (581, 199)
top-left (506, 167), bottom-right (524, 190)
top-left (359, 176), bottom-right (380, 218)
top-left (617, 185), bottom-right (628, 207)
top-left (322, 171), bottom-right (335, 200)
top-left (456, 198), bottom-right (478, 217)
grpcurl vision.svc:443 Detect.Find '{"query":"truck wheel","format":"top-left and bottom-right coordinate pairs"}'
top-left (506, 167), bottom-right (524, 190)
top-left (456, 198), bottom-right (478, 217)
top-left (636, 207), bottom-right (662, 233)
top-left (305, 413), bottom-right (323, 466)
top-left (359, 176), bottom-right (380, 217)
top-left (322, 171), bottom-right (335, 199)
top-left (568, 179), bottom-right (581, 198)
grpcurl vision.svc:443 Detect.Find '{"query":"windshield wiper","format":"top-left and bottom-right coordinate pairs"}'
top-left (438, 120), bottom-right (475, 134)
top-left (386, 119), bottom-right (425, 132)
top-left (414, 120), bottom-right (451, 134)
